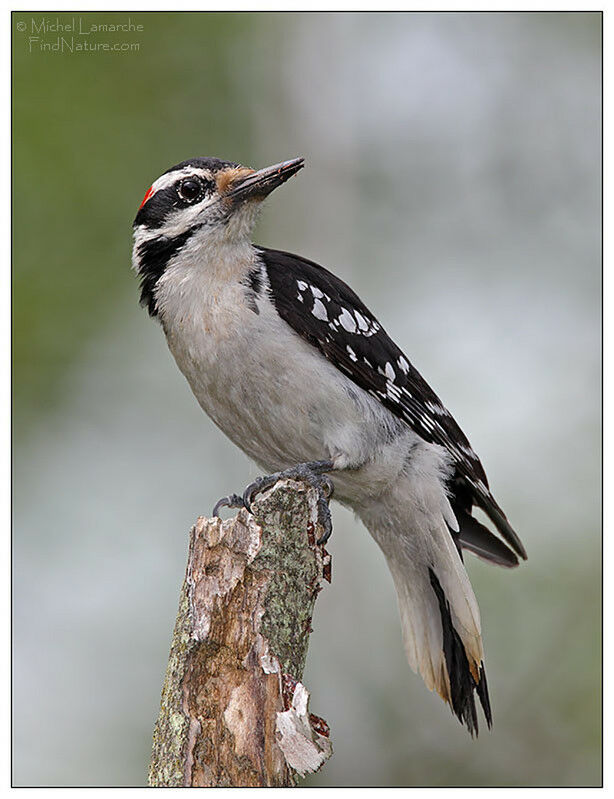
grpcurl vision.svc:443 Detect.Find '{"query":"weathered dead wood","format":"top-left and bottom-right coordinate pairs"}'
top-left (148, 479), bottom-right (333, 787)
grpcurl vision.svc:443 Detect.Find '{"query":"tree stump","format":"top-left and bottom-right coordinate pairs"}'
top-left (148, 479), bottom-right (333, 787)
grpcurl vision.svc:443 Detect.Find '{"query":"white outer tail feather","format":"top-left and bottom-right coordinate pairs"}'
top-left (386, 524), bottom-right (483, 697)
top-left (357, 444), bottom-right (491, 732)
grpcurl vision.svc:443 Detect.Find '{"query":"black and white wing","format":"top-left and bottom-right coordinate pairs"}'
top-left (257, 246), bottom-right (526, 565)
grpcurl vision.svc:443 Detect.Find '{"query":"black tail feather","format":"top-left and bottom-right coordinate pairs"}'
top-left (476, 663), bottom-right (493, 730)
top-left (429, 568), bottom-right (492, 736)
top-left (456, 510), bottom-right (519, 568)
top-left (471, 487), bottom-right (527, 561)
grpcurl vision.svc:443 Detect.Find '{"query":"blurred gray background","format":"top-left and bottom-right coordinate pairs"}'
top-left (13, 11), bottom-right (601, 787)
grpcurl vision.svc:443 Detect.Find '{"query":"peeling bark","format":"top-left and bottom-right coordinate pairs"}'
top-left (148, 480), bottom-right (333, 787)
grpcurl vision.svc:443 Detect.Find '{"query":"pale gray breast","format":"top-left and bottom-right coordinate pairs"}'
top-left (161, 272), bottom-right (410, 492)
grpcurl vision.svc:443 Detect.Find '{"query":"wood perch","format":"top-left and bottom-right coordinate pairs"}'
top-left (148, 479), bottom-right (333, 787)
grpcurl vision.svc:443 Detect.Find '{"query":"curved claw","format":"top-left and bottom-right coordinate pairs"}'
top-left (242, 490), bottom-right (253, 514)
top-left (242, 484), bottom-right (256, 513)
top-left (245, 469), bottom-right (298, 511)
top-left (316, 530), bottom-right (332, 546)
top-left (315, 492), bottom-right (334, 545)
top-left (243, 472), bottom-right (283, 512)
top-left (321, 476), bottom-right (334, 500)
top-left (212, 493), bottom-right (245, 517)
top-left (221, 460), bottom-right (336, 542)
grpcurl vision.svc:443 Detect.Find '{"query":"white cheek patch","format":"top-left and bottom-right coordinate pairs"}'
top-left (160, 197), bottom-right (217, 237)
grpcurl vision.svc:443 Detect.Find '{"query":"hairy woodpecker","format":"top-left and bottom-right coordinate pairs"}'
top-left (132, 156), bottom-right (527, 736)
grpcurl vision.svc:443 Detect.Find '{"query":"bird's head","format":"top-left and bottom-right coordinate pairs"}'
top-left (132, 156), bottom-right (304, 315)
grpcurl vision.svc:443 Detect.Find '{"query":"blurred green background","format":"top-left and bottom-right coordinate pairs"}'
top-left (13, 11), bottom-right (601, 787)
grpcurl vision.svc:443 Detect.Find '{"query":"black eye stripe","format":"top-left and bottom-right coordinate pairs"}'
top-left (133, 173), bottom-right (216, 229)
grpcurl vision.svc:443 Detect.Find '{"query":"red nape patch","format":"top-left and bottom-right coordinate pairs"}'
top-left (139, 186), bottom-right (155, 210)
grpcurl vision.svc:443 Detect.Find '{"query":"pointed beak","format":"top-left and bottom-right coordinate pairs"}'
top-left (226, 157), bottom-right (305, 203)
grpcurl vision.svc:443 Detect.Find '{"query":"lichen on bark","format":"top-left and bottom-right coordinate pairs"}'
top-left (251, 481), bottom-right (325, 676)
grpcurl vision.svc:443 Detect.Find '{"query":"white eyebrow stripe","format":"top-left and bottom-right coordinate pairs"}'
top-left (147, 167), bottom-right (210, 198)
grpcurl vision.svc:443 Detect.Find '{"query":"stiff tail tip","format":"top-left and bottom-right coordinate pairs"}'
top-left (429, 568), bottom-right (492, 737)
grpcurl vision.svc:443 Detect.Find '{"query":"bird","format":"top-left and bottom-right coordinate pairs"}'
top-left (132, 156), bottom-right (527, 736)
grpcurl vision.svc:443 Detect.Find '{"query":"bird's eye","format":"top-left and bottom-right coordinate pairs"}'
top-left (178, 178), bottom-right (203, 203)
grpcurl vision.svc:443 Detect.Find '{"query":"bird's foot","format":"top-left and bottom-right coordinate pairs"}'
top-left (212, 493), bottom-right (245, 517)
top-left (213, 459), bottom-right (335, 545)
